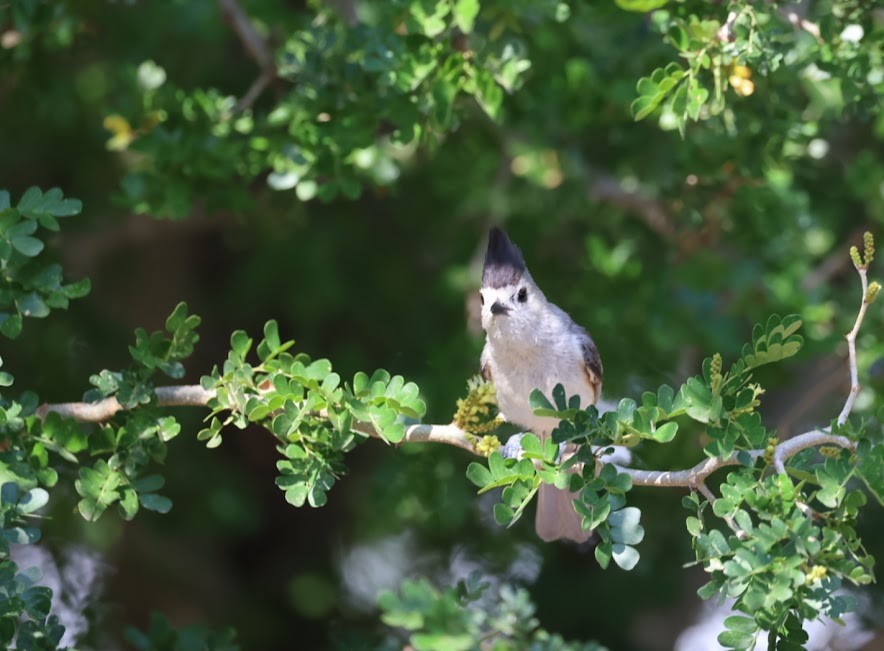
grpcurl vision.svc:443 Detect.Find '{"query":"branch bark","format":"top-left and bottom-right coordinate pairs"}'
top-left (36, 385), bottom-right (216, 422)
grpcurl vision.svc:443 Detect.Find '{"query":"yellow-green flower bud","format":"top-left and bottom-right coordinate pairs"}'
top-left (850, 245), bottom-right (862, 270)
top-left (474, 435), bottom-right (501, 457)
top-left (710, 353), bottom-right (723, 394)
top-left (454, 375), bottom-right (500, 435)
top-left (805, 565), bottom-right (827, 585)
top-left (866, 281), bottom-right (880, 304)
top-left (863, 231), bottom-right (874, 266)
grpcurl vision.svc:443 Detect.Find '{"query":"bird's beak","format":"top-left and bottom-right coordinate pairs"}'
top-left (490, 301), bottom-right (510, 316)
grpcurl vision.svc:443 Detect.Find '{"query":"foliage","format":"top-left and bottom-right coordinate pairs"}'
top-left (0, 187), bottom-right (88, 340)
top-left (199, 320), bottom-right (426, 508)
top-left (125, 612), bottom-right (240, 651)
top-left (378, 574), bottom-right (609, 651)
top-left (94, 0), bottom-right (545, 217)
top-left (631, 1), bottom-right (881, 133)
top-left (0, 483), bottom-right (66, 650)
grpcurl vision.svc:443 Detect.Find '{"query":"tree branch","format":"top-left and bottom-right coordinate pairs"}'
top-left (34, 237), bottom-right (873, 491)
top-left (588, 171), bottom-right (675, 241)
top-left (35, 391), bottom-right (855, 486)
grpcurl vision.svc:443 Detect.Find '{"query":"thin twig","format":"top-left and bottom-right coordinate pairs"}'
top-left (233, 67), bottom-right (276, 114)
top-left (217, 0), bottom-right (276, 113)
top-left (218, 0), bottom-right (273, 69)
top-left (837, 265), bottom-right (869, 426)
top-left (774, 429), bottom-right (854, 475)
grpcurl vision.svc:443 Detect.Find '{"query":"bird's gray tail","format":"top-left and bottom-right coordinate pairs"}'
top-left (535, 482), bottom-right (592, 543)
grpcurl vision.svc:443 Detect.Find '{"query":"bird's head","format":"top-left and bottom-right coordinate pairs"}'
top-left (480, 227), bottom-right (547, 339)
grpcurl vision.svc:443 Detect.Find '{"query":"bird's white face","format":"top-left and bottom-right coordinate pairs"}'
top-left (479, 277), bottom-right (547, 339)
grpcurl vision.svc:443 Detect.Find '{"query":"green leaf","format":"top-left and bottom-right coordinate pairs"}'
top-left (630, 93), bottom-right (662, 121)
top-left (855, 441), bottom-right (883, 504)
top-left (62, 277), bottom-right (91, 299)
top-left (16, 187), bottom-right (43, 213)
top-left (0, 314), bottom-right (22, 339)
top-left (17, 186), bottom-right (81, 217)
top-left (723, 615), bottom-right (757, 634)
top-left (472, 69), bottom-right (503, 121)
top-left (717, 630), bottom-right (755, 650)
top-left (453, 0), bottom-right (479, 33)
top-left (595, 541), bottom-right (612, 569)
top-left (611, 543), bottom-right (640, 570)
top-left (133, 474), bottom-right (165, 492)
top-left (10, 235), bottom-right (43, 257)
top-left (230, 330), bottom-right (252, 360)
top-left (616, 398), bottom-right (637, 422)
top-left (466, 462), bottom-right (492, 488)
top-left (528, 388), bottom-right (553, 411)
top-left (651, 421), bottom-right (678, 442)
top-left (139, 493), bottom-right (173, 513)
top-left (493, 502), bottom-right (514, 525)
top-left (119, 488), bottom-right (139, 520)
top-left (519, 433), bottom-right (542, 456)
top-left (680, 377), bottom-right (722, 423)
top-left (21, 586), bottom-right (52, 621)
top-left (615, 0), bottom-right (668, 12)
top-left (741, 314), bottom-right (803, 369)
top-left (285, 484), bottom-right (308, 507)
top-left (19, 488), bottom-right (48, 514)
top-left (609, 507), bottom-right (644, 545)
top-left (16, 293), bottom-right (50, 318)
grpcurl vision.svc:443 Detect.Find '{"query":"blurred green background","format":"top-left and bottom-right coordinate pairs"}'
top-left (1, 0), bottom-right (882, 649)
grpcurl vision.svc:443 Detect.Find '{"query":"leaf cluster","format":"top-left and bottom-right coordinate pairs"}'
top-left (377, 574), bottom-right (609, 651)
top-left (685, 454), bottom-right (875, 650)
top-left (199, 320), bottom-right (427, 509)
top-left (106, 0), bottom-right (545, 217)
top-left (84, 302), bottom-right (201, 409)
top-left (631, 1), bottom-right (882, 133)
top-left (0, 483), bottom-right (68, 649)
top-left (125, 611), bottom-right (240, 651)
top-left (57, 303), bottom-right (201, 522)
top-left (0, 188), bottom-right (88, 339)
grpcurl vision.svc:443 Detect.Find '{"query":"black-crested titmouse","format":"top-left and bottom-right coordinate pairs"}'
top-left (479, 227), bottom-right (603, 543)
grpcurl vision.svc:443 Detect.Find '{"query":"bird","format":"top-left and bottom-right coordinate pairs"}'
top-left (479, 226), bottom-right (602, 543)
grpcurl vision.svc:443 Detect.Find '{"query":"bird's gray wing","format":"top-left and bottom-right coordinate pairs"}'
top-left (480, 342), bottom-right (492, 382)
top-left (579, 330), bottom-right (603, 401)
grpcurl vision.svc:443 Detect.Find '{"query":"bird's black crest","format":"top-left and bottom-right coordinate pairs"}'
top-left (482, 227), bottom-right (527, 288)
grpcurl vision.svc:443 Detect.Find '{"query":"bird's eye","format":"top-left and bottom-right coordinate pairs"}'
top-left (517, 287), bottom-right (528, 303)
top-left (480, 292), bottom-right (485, 306)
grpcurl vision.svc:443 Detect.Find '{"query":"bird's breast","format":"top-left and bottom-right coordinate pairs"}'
top-left (487, 339), bottom-right (596, 435)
